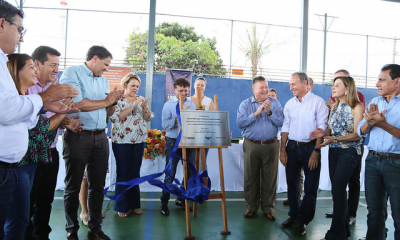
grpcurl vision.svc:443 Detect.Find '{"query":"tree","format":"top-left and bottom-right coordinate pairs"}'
top-left (125, 22), bottom-right (226, 76)
top-left (238, 24), bottom-right (288, 77)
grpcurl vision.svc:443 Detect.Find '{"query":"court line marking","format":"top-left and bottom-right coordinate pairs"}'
top-left (54, 196), bottom-right (366, 201)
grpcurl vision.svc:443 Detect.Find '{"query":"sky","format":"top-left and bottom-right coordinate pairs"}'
top-left (10, 0), bottom-right (400, 85)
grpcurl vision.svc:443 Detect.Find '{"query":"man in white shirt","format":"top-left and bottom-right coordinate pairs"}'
top-left (280, 72), bottom-right (329, 237)
top-left (0, 2), bottom-right (78, 238)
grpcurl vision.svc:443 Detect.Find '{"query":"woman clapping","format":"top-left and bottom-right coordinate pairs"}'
top-left (110, 73), bottom-right (154, 218)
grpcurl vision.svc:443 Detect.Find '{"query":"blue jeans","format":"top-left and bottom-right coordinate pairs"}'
top-left (285, 141), bottom-right (321, 225)
top-left (160, 138), bottom-right (195, 206)
top-left (25, 148), bottom-right (60, 240)
top-left (112, 142), bottom-right (144, 212)
top-left (365, 152), bottom-right (400, 240)
top-left (325, 148), bottom-right (360, 240)
top-left (4, 163), bottom-right (37, 240)
top-left (0, 166), bottom-right (17, 239)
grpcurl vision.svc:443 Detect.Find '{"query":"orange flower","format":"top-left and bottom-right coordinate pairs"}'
top-left (143, 129), bottom-right (167, 159)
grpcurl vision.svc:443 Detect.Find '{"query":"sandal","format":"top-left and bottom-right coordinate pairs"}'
top-left (118, 212), bottom-right (128, 218)
top-left (134, 209), bottom-right (143, 215)
top-left (80, 213), bottom-right (88, 226)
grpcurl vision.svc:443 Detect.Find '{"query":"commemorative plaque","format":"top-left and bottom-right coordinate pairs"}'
top-left (178, 110), bottom-right (231, 147)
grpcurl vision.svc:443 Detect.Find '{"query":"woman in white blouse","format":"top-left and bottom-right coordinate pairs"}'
top-left (190, 77), bottom-right (215, 111)
top-left (110, 73), bottom-right (154, 218)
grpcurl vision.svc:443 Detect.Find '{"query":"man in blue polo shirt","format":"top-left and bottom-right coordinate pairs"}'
top-left (60, 45), bottom-right (123, 240)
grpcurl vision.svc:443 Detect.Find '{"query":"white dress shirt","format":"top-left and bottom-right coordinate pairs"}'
top-left (0, 49), bottom-right (42, 163)
top-left (282, 91), bottom-right (329, 142)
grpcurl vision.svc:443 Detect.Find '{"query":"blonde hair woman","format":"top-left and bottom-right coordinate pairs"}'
top-left (110, 73), bottom-right (154, 218)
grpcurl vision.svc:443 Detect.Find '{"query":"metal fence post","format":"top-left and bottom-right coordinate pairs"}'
top-left (365, 35), bottom-right (368, 88)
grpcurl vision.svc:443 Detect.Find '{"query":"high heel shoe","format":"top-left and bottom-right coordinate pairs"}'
top-left (80, 213), bottom-right (88, 226)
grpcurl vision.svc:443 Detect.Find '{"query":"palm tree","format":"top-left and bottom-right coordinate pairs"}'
top-left (238, 24), bottom-right (289, 77)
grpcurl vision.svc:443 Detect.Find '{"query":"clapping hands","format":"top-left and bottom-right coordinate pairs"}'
top-left (254, 99), bottom-right (271, 117)
top-left (106, 86), bottom-right (124, 106)
top-left (364, 103), bottom-right (387, 127)
top-left (60, 116), bottom-right (85, 132)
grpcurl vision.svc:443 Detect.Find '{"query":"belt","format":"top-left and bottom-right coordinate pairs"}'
top-left (247, 138), bottom-right (276, 145)
top-left (67, 129), bottom-right (105, 135)
top-left (369, 150), bottom-right (400, 159)
top-left (0, 161), bottom-right (19, 168)
top-left (289, 139), bottom-right (316, 146)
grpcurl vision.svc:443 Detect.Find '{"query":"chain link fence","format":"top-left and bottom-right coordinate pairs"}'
top-left (20, 7), bottom-right (399, 89)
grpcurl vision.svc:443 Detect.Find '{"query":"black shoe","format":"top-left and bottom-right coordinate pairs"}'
top-left (349, 216), bottom-right (356, 225)
top-left (296, 224), bottom-right (307, 237)
top-left (175, 199), bottom-right (184, 207)
top-left (66, 232), bottom-right (79, 240)
top-left (359, 229), bottom-right (388, 240)
top-left (281, 217), bottom-right (297, 227)
top-left (161, 205), bottom-right (169, 216)
top-left (175, 199), bottom-right (193, 211)
top-left (87, 230), bottom-right (110, 240)
top-left (283, 199), bottom-right (289, 205)
top-left (325, 211), bottom-right (334, 218)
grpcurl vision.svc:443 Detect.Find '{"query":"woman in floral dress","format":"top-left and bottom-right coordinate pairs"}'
top-left (5, 54), bottom-right (76, 239)
top-left (310, 76), bottom-right (364, 240)
top-left (110, 73), bottom-right (154, 218)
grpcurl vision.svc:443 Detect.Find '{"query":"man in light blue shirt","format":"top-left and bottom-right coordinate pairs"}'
top-left (160, 78), bottom-right (195, 216)
top-left (237, 76), bottom-right (284, 221)
top-left (60, 46), bottom-right (123, 240)
top-left (357, 64), bottom-right (400, 240)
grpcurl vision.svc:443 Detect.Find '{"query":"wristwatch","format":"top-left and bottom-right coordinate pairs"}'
top-left (313, 148), bottom-right (321, 154)
top-left (334, 137), bottom-right (338, 144)
top-left (267, 111), bottom-right (272, 117)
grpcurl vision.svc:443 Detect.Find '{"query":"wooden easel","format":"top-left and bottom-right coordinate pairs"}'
top-left (179, 93), bottom-right (230, 239)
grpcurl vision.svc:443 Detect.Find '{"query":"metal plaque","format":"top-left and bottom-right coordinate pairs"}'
top-left (178, 110), bottom-right (231, 147)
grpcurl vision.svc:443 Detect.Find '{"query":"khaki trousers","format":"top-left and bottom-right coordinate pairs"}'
top-left (243, 138), bottom-right (279, 213)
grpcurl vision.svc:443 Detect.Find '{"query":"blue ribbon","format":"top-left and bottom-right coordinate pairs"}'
top-left (104, 101), bottom-right (211, 203)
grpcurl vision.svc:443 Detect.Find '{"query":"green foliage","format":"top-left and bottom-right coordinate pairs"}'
top-left (125, 22), bottom-right (226, 76)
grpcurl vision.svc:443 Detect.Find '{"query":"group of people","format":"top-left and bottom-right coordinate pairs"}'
top-left (0, 3), bottom-right (214, 240)
top-left (237, 68), bottom-right (400, 240)
top-left (1, 1), bottom-right (400, 240)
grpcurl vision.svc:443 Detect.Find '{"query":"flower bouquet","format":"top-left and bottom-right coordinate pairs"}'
top-left (144, 129), bottom-right (167, 160)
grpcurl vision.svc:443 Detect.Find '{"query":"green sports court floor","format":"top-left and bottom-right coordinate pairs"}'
top-left (49, 191), bottom-right (394, 240)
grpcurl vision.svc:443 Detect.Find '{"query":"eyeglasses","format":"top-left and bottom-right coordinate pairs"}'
top-left (6, 20), bottom-right (26, 38)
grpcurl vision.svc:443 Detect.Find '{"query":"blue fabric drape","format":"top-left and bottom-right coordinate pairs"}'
top-left (104, 102), bottom-right (211, 203)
